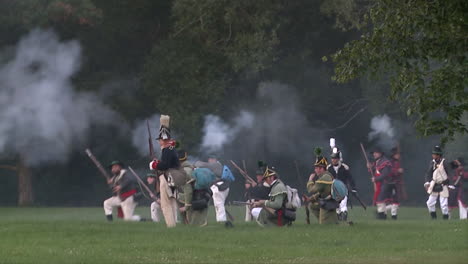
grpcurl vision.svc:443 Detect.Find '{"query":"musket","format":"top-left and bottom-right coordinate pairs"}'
top-left (232, 201), bottom-right (253, 206)
top-left (85, 148), bottom-right (111, 181)
top-left (294, 160), bottom-right (310, 224)
top-left (128, 166), bottom-right (157, 201)
top-left (147, 120), bottom-right (156, 160)
top-left (350, 190), bottom-right (367, 210)
top-left (230, 160), bottom-right (256, 185)
top-left (360, 143), bottom-right (376, 192)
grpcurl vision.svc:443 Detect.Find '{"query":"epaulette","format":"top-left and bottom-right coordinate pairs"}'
top-left (326, 164), bottom-right (331, 169)
top-left (342, 163), bottom-right (350, 170)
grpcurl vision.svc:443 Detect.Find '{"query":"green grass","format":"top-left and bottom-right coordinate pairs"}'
top-left (0, 206), bottom-right (466, 264)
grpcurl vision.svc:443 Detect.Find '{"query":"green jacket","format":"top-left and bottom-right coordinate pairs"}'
top-left (178, 160), bottom-right (195, 206)
top-left (265, 179), bottom-right (287, 210)
top-left (307, 171), bottom-right (333, 200)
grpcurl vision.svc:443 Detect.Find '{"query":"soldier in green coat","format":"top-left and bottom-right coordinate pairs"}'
top-left (252, 166), bottom-right (292, 227)
top-left (306, 150), bottom-right (338, 224)
top-left (177, 149), bottom-right (209, 226)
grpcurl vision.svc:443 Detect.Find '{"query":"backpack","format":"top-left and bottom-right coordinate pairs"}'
top-left (331, 179), bottom-right (348, 202)
top-left (285, 185), bottom-right (301, 210)
top-left (221, 165), bottom-right (235, 182)
top-left (192, 168), bottom-right (216, 190)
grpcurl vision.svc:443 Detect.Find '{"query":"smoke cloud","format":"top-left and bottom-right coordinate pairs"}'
top-left (368, 114), bottom-right (397, 150)
top-left (199, 81), bottom-right (327, 169)
top-left (0, 29), bottom-right (116, 166)
top-left (200, 111), bottom-right (255, 153)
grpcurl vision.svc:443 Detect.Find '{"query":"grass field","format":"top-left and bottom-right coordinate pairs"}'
top-left (0, 206), bottom-right (466, 264)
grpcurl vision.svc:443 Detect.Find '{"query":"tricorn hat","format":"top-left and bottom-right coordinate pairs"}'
top-left (369, 146), bottom-right (384, 155)
top-left (157, 115), bottom-right (171, 140)
top-left (314, 147), bottom-right (328, 168)
top-left (108, 160), bottom-right (124, 168)
top-left (432, 145), bottom-right (443, 155)
top-left (263, 166), bottom-right (278, 178)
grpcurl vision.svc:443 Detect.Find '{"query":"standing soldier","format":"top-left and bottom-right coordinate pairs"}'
top-left (146, 173), bottom-right (161, 222)
top-left (149, 115), bottom-right (180, 227)
top-left (196, 156), bottom-right (232, 227)
top-left (103, 160), bottom-right (142, 221)
top-left (307, 149), bottom-right (338, 224)
top-left (367, 147), bottom-right (393, 219)
top-left (424, 146), bottom-right (451, 220)
top-left (251, 166), bottom-right (291, 227)
top-left (244, 161), bottom-right (270, 222)
top-left (384, 147), bottom-right (404, 220)
top-left (327, 151), bottom-right (356, 222)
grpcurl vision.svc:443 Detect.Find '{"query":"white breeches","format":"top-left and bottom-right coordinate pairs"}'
top-left (377, 202), bottom-right (398, 215)
top-left (151, 201), bottom-right (161, 222)
top-left (159, 175), bottom-right (178, 227)
top-left (459, 200), bottom-right (467, 220)
top-left (251, 208), bottom-right (262, 220)
top-left (336, 196), bottom-right (348, 214)
top-left (426, 194), bottom-right (448, 215)
top-left (103, 195), bottom-right (141, 221)
top-left (210, 184), bottom-right (230, 222)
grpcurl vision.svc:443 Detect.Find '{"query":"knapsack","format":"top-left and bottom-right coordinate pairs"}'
top-left (331, 179), bottom-right (348, 202)
top-left (285, 185), bottom-right (301, 210)
top-left (221, 165), bottom-right (235, 182)
top-left (192, 168), bottom-right (216, 190)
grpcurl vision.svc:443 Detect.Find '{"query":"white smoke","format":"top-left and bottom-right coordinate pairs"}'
top-left (200, 110), bottom-right (255, 153)
top-left (0, 29), bottom-right (116, 166)
top-left (368, 114), bottom-right (397, 149)
top-left (131, 114), bottom-right (162, 158)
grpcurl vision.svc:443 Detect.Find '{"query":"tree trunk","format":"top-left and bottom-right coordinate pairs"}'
top-left (17, 157), bottom-right (33, 206)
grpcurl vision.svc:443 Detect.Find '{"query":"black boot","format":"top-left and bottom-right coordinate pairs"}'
top-left (377, 212), bottom-right (387, 220)
top-left (225, 220), bottom-right (234, 228)
top-left (342, 211), bottom-right (348, 222)
top-left (430, 212), bottom-right (437, 219)
top-left (337, 212), bottom-right (342, 221)
top-left (106, 214), bottom-right (113, 222)
top-left (442, 214), bottom-right (449, 220)
top-left (391, 215), bottom-right (397, 220)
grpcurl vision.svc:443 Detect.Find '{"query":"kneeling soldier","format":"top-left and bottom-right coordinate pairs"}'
top-left (307, 152), bottom-right (338, 224)
top-left (252, 166), bottom-right (292, 227)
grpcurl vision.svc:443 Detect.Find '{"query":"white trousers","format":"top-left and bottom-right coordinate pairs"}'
top-left (377, 203), bottom-right (399, 215)
top-left (159, 175), bottom-right (178, 227)
top-left (151, 201), bottom-right (161, 222)
top-left (103, 195), bottom-right (141, 221)
top-left (251, 208), bottom-right (262, 220)
top-left (426, 194), bottom-right (449, 215)
top-left (210, 184), bottom-right (230, 222)
top-left (336, 196), bottom-right (348, 214)
top-left (459, 200), bottom-right (467, 220)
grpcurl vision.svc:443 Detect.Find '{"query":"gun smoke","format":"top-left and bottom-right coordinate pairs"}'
top-left (0, 29), bottom-right (116, 166)
top-left (368, 114), bottom-right (397, 150)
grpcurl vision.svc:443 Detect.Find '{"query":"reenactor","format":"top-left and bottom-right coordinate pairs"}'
top-left (251, 166), bottom-right (292, 227)
top-left (367, 147), bottom-right (392, 219)
top-left (103, 160), bottom-right (142, 221)
top-left (244, 161), bottom-right (270, 222)
top-left (306, 150), bottom-right (338, 224)
top-left (327, 151), bottom-right (356, 221)
top-left (149, 115), bottom-right (180, 227)
top-left (146, 173), bottom-right (161, 222)
top-left (424, 146), bottom-right (451, 220)
top-left (451, 158), bottom-right (467, 219)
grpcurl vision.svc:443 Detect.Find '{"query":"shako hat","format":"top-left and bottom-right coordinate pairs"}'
top-left (256, 160), bottom-right (267, 175)
top-left (432, 145), bottom-right (443, 155)
top-left (157, 115), bottom-right (171, 140)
